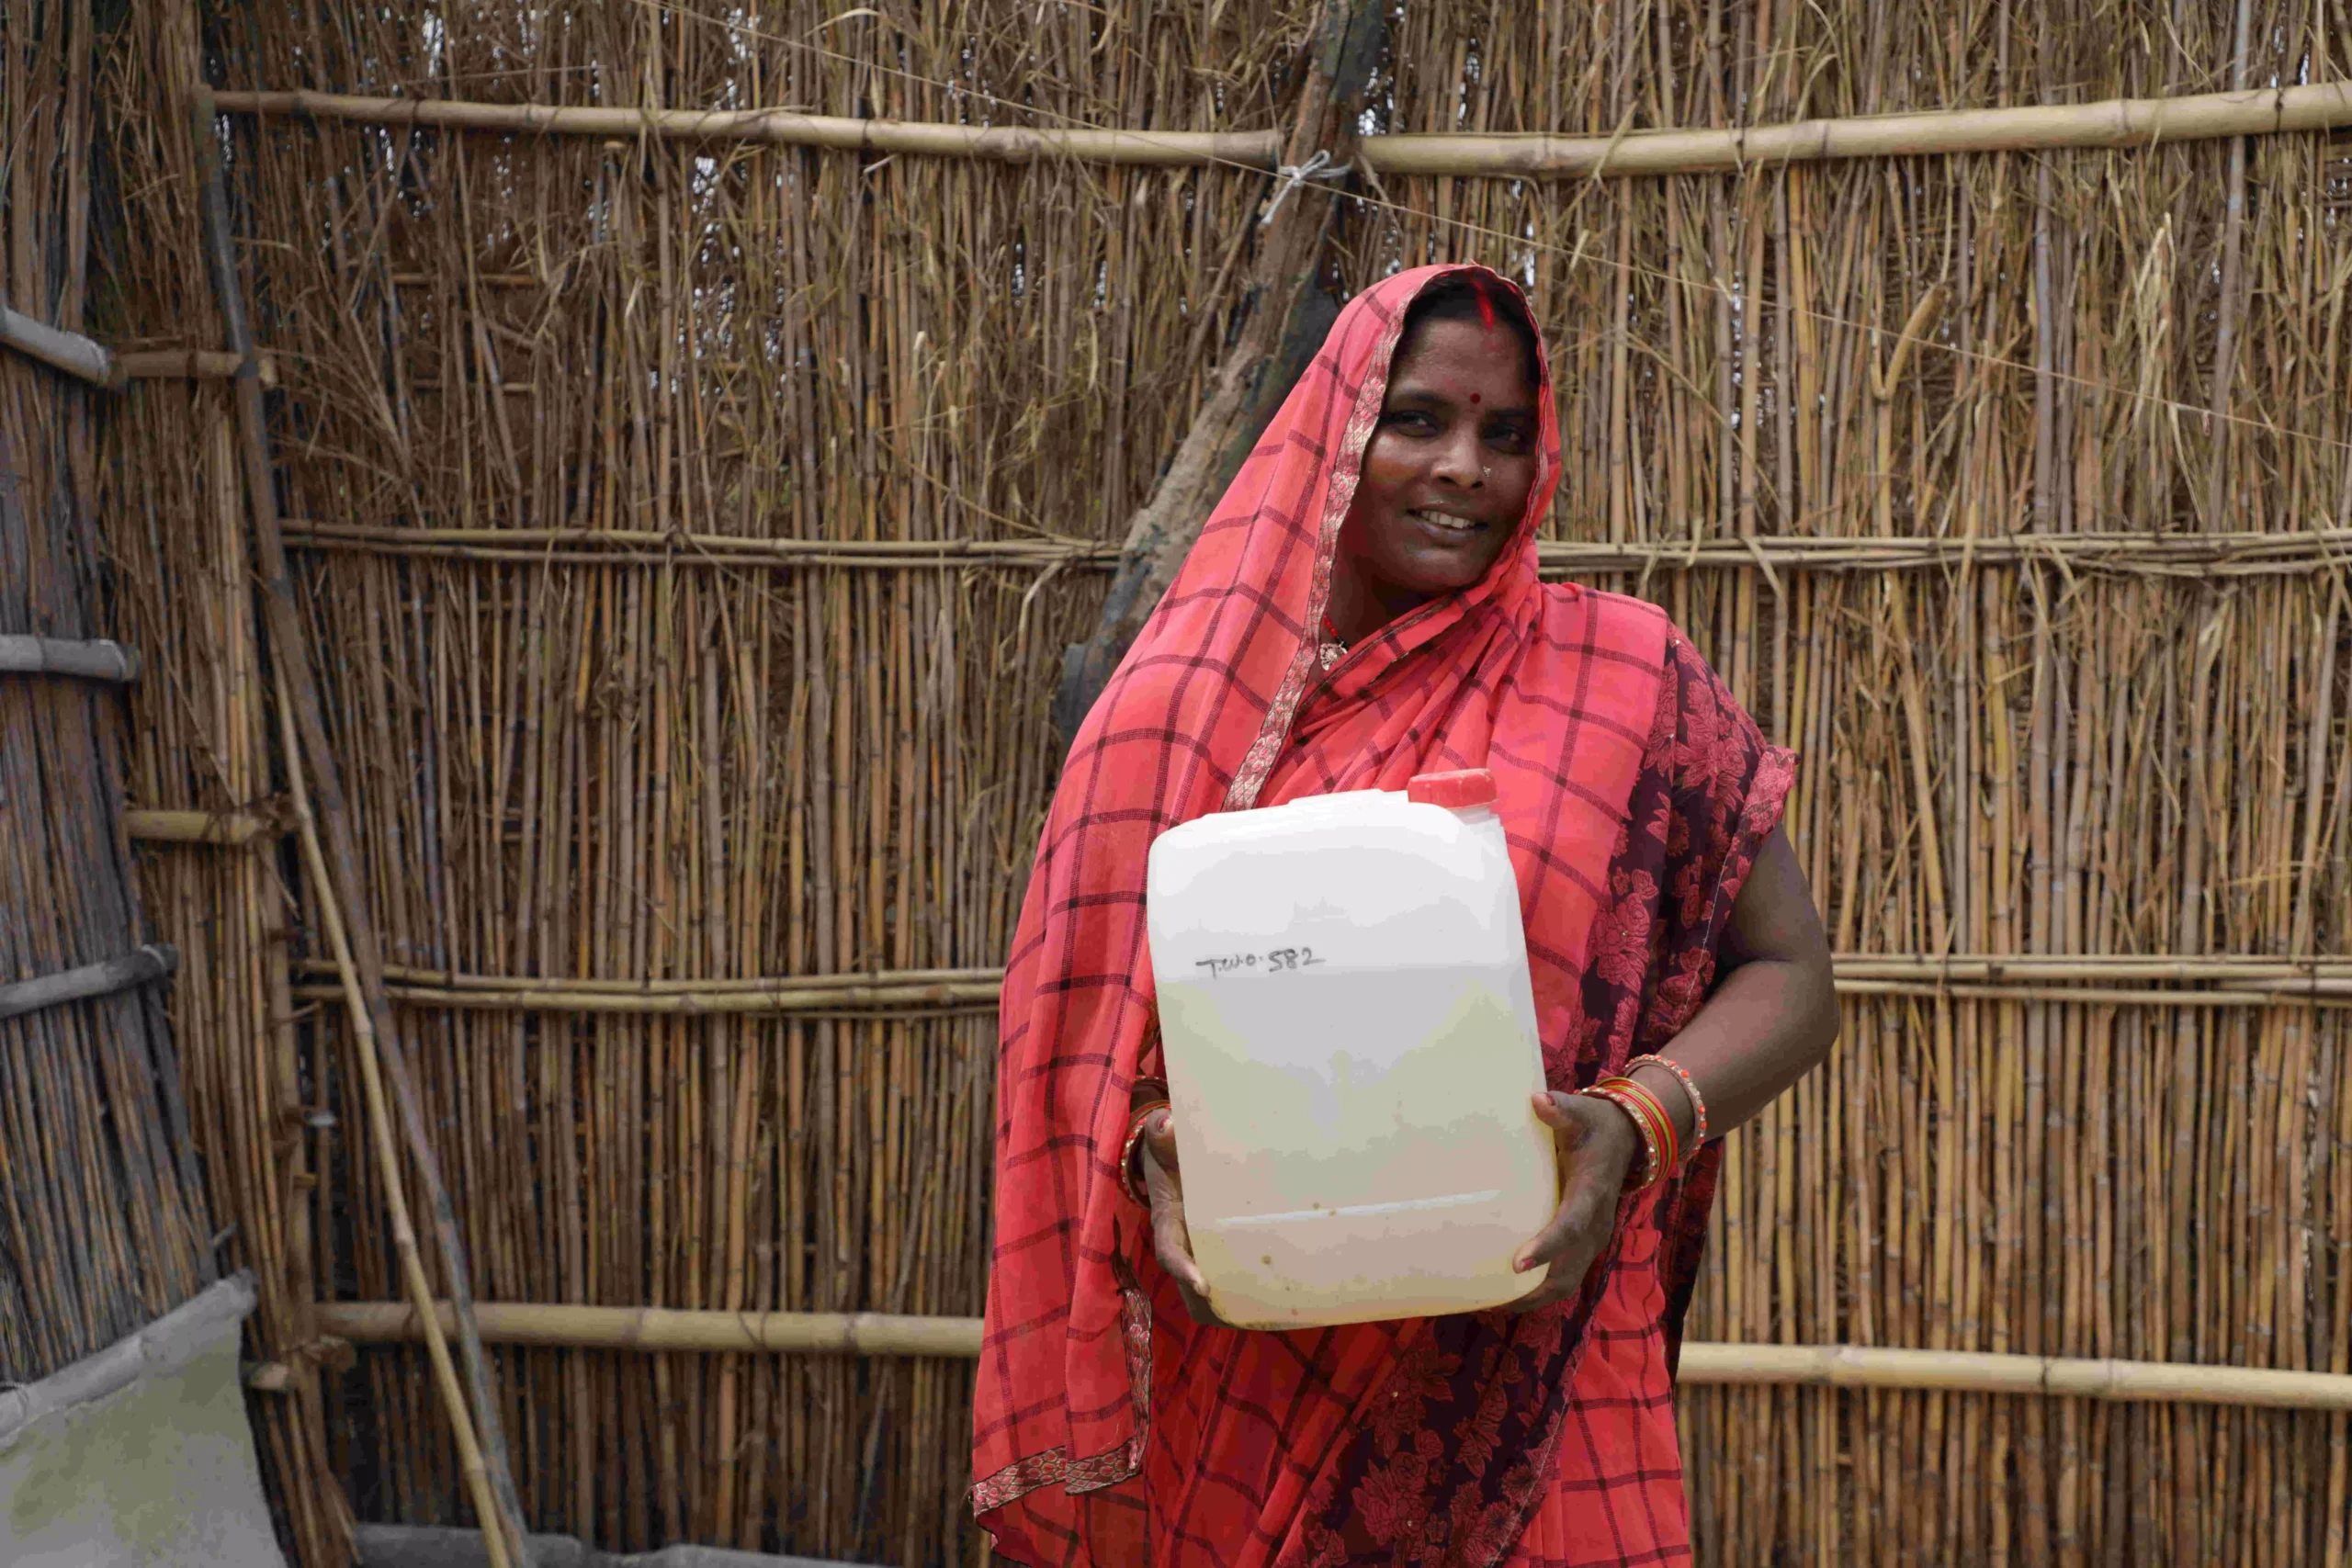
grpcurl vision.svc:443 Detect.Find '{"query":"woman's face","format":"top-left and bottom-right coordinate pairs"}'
top-left (1333, 313), bottom-right (1541, 631)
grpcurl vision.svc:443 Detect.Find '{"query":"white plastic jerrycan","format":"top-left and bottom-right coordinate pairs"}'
top-left (1145, 769), bottom-right (1559, 1328)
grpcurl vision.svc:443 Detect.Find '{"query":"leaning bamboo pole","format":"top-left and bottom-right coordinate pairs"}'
top-left (315, 1301), bottom-right (2352, 1412)
top-left (191, 85), bottom-right (534, 1568)
top-left (275, 664), bottom-right (512, 1568)
top-left (208, 78), bottom-right (2352, 177)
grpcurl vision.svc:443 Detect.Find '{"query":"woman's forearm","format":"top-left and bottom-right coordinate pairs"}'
top-left (1624, 826), bottom-right (1839, 1150)
top-left (1628, 952), bottom-right (1838, 1146)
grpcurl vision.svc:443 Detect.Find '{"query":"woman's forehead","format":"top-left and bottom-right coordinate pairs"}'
top-left (1389, 320), bottom-right (1538, 404)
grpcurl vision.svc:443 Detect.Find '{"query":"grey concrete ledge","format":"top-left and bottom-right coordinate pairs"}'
top-left (0, 1272), bottom-right (253, 1447)
top-left (356, 1524), bottom-right (888, 1568)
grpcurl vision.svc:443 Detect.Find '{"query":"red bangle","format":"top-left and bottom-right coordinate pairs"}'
top-left (1577, 1080), bottom-right (1673, 1190)
top-left (1616, 1077), bottom-right (1681, 1174)
top-left (1625, 1054), bottom-right (1708, 1157)
top-left (1118, 1100), bottom-right (1169, 1207)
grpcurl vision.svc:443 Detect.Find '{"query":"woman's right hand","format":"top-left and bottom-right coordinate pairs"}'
top-left (1139, 1110), bottom-right (1224, 1325)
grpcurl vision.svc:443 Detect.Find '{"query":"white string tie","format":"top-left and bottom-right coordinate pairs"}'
top-left (1259, 149), bottom-right (1347, 227)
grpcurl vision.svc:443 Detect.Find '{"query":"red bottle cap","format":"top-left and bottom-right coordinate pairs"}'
top-left (1407, 769), bottom-right (1498, 808)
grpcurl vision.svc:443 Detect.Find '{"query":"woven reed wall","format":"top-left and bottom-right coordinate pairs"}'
top-left (79, 0), bottom-right (2352, 1563)
top-left (0, 0), bottom-right (213, 1404)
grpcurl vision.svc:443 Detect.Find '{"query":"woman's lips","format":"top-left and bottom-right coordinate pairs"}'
top-left (1407, 507), bottom-right (1490, 536)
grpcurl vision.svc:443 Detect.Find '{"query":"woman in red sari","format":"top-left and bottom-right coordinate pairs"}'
top-left (974, 264), bottom-right (1838, 1568)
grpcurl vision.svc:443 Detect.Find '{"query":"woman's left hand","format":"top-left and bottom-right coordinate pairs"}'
top-left (1506, 1089), bottom-right (1639, 1314)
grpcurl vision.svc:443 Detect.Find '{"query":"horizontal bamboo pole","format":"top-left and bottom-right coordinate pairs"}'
top-left (0, 943), bottom-right (178, 1022)
top-left (125, 807), bottom-right (285, 845)
top-left (115, 348), bottom-right (277, 386)
top-left (279, 520), bottom-right (1116, 569)
top-left (289, 959), bottom-right (1000, 995)
top-left (290, 978), bottom-right (1002, 1014)
top-left (1370, 79), bottom-right (2352, 176)
top-left (1544, 529), bottom-right (2352, 577)
top-left (320, 1303), bottom-right (2352, 1410)
top-left (0, 634), bottom-right (141, 682)
top-left (279, 521), bottom-right (2352, 577)
top-left (1833, 981), bottom-right (2352, 1008)
top-left (1827, 954), bottom-right (2352, 981)
top-left (0, 303), bottom-right (114, 386)
top-left (1673, 1344), bottom-right (2352, 1411)
top-left (0, 309), bottom-right (274, 389)
top-left (315, 978), bottom-right (2338, 1012)
top-left (283, 956), bottom-right (2352, 1016)
top-left (210, 81), bottom-right (2352, 178)
top-left (209, 90), bottom-right (1283, 167)
top-left (323, 1302), bottom-right (988, 1358)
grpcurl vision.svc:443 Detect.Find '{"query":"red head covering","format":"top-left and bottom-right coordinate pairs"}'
top-left (974, 265), bottom-right (1793, 1568)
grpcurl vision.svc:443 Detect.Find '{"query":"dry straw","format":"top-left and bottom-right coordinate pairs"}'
top-left (67, 1), bottom-right (2352, 1566)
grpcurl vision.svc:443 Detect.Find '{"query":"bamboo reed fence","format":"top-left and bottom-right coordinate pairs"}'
top-left (0, 0), bottom-right (215, 1443)
top-left (62, 0), bottom-right (2352, 1564)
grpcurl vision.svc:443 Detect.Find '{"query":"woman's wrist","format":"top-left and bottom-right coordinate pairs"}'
top-left (1118, 1092), bottom-right (1169, 1206)
top-left (1576, 1079), bottom-right (1675, 1190)
top-left (1623, 1058), bottom-right (1702, 1152)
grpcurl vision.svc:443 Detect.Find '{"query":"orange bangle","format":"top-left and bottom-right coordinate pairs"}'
top-left (1117, 1100), bottom-right (1169, 1207)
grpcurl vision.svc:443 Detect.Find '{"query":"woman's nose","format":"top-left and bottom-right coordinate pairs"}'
top-left (1430, 429), bottom-right (1485, 488)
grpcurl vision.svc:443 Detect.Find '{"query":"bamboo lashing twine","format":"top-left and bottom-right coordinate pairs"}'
top-left (209, 78), bottom-right (2352, 177)
top-left (314, 1302), bottom-right (2352, 1413)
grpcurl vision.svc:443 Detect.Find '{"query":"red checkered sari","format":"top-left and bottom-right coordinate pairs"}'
top-left (974, 265), bottom-right (1794, 1568)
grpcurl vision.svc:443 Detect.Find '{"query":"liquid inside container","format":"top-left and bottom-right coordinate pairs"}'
top-left (1144, 772), bottom-right (1558, 1329)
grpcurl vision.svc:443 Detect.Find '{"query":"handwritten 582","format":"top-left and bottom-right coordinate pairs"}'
top-left (1194, 946), bottom-right (1327, 977)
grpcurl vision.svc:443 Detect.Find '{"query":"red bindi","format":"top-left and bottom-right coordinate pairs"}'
top-left (1469, 392), bottom-right (1481, 404)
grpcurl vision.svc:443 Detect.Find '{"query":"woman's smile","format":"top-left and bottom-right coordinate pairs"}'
top-left (1404, 504), bottom-right (1495, 537)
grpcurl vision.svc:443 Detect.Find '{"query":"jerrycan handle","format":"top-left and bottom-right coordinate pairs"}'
top-left (1406, 768), bottom-right (1497, 809)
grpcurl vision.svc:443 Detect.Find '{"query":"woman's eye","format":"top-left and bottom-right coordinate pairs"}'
top-left (1483, 422), bottom-right (1532, 452)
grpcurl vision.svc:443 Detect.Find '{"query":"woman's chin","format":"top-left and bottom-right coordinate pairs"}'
top-left (1391, 547), bottom-right (1502, 596)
